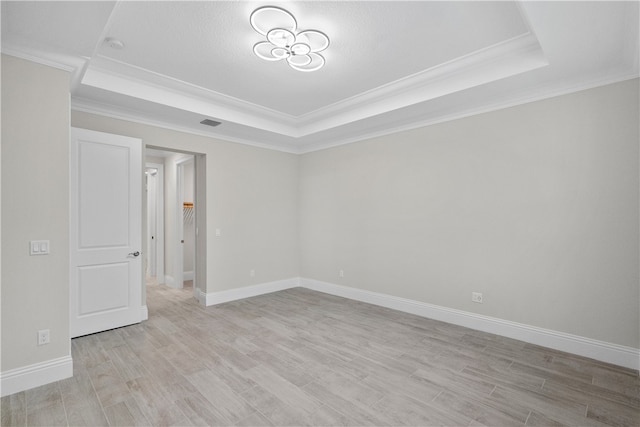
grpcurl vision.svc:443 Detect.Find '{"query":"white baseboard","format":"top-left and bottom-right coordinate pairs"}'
top-left (140, 305), bottom-right (148, 321)
top-left (164, 275), bottom-right (181, 289)
top-left (197, 276), bottom-right (639, 370)
top-left (0, 356), bottom-right (73, 397)
top-left (196, 288), bottom-right (207, 305)
top-left (205, 277), bottom-right (300, 306)
top-left (164, 275), bottom-right (173, 287)
top-left (300, 278), bottom-right (640, 371)
top-left (166, 275), bottom-right (194, 288)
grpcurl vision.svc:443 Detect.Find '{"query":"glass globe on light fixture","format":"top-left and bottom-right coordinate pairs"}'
top-left (250, 6), bottom-right (329, 72)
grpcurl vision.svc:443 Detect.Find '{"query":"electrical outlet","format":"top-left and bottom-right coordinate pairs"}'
top-left (37, 329), bottom-right (50, 345)
top-left (471, 292), bottom-right (483, 303)
top-left (249, 269), bottom-right (255, 277)
top-left (339, 269), bottom-right (344, 278)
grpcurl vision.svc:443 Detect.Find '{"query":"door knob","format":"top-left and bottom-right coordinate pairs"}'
top-left (128, 251), bottom-right (140, 257)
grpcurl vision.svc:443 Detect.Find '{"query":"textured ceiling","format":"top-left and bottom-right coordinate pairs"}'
top-left (2, 1), bottom-right (638, 153)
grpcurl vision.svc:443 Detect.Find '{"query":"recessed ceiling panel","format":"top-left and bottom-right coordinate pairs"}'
top-left (96, 1), bottom-right (530, 116)
top-left (3, 1), bottom-right (637, 153)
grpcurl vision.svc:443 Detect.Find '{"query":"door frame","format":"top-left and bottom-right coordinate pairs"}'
top-left (173, 157), bottom-right (186, 289)
top-left (145, 162), bottom-right (165, 284)
top-left (146, 147), bottom-right (205, 304)
top-left (175, 157), bottom-right (198, 300)
top-left (193, 153), bottom-right (207, 303)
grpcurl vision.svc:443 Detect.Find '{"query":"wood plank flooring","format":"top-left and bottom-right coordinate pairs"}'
top-left (2, 280), bottom-right (639, 426)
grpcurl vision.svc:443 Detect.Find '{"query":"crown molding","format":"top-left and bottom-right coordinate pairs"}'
top-left (296, 32), bottom-right (547, 136)
top-left (1, 44), bottom-right (76, 73)
top-left (73, 71), bottom-right (638, 156)
top-left (90, 55), bottom-right (297, 124)
top-left (80, 29), bottom-right (546, 141)
top-left (1, 43), bottom-right (94, 93)
top-left (5, 1), bottom-right (638, 155)
top-left (80, 64), bottom-right (301, 137)
top-left (71, 96), bottom-right (301, 154)
top-left (296, 72), bottom-right (640, 154)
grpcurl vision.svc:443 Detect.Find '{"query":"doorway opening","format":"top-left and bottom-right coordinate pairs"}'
top-left (145, 147), bottom-right (206, 304)
top-left (145, 163), bottom-right (164, 284)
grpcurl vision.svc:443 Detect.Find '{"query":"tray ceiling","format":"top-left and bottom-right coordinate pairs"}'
top-left (2, 1), bottom-right (638, 153)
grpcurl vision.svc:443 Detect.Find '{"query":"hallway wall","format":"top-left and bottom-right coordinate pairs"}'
top-left (72, 111), bottom-right (300, 294)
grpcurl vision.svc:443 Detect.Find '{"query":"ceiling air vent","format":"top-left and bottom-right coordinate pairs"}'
top-left (200, 119), bottom-right (221, 127)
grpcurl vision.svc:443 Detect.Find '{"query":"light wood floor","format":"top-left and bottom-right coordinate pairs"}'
top-left (2, 280), bottom-right (639, 426)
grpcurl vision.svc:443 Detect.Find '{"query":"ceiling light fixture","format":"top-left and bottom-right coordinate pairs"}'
top-left (250, 6), bottom-right (329, 72)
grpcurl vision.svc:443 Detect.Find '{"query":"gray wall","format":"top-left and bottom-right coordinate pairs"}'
top-left (71, 111), bottom-right (300, 293)
top-left (299, 79), bottom-right (639, 348)
top-left (1, 55), bottom-right (71, 371)
top-left (2, 52), bottom-right (637, 384)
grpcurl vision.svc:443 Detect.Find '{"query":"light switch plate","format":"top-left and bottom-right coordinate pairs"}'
top-left (30, 240), bottom-right (50, 255)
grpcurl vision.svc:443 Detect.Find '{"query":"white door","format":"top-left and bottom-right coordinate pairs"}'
top-left (70, 127), bottom-right (143, 338)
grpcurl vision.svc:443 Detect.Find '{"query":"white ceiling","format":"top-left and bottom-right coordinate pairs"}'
top-left (2, 1), bottom-right (638, 153)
